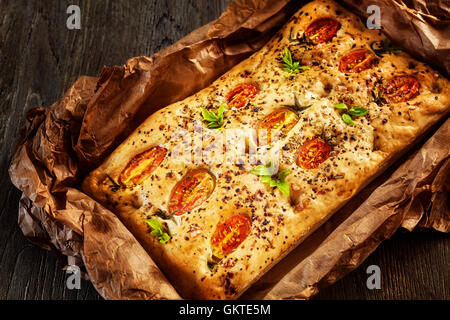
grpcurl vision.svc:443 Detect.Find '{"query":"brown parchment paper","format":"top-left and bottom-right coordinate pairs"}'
top-left (243, 118), bottom-right (450, 299)
top-left (340, 0), bottom-right (450, 78)
top-left (8, 0), bottom-right (450, 300)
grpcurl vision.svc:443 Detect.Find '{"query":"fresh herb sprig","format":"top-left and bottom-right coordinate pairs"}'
top-left (153, 208), bottom-right (176, 220)
top-left (106, 174), bottom-right (121, 192)
top-left (201, 104), bottom-right (226, 129)
top-left (371, 90), bottom-right (384, 106)
top-left (251, 160), bottom-right (291, 197)
top-left (370, 38), bottom-right (402, 58)
top-left (282, 94), bottom-right (311, 113)
top-left (333, 103), bottom-right (368, 126)
top-left (146, 218), bottom-right (171, 244)
top-left (282, 47), bottom-right (310, 76)
top-left (293, 94), bottom-right (311, 112)
top-left (288, 28), bottom-right (314, 46)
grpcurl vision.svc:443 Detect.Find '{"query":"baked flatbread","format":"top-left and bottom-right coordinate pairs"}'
top-left (82, 0), bottom-right (450, 299)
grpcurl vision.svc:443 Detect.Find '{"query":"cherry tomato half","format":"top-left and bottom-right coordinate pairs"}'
top-left (168, 169), bottom-right (215, 215)
top-left (296, 137), bottom-right (332, 169)
top-left (257, 108), bottom-right (299, 145)
top-left (339, 49), bottom-right (375, 73)
top-left (119, 146), bottom-right (167, 187)
top-left (304, 18), bottom-right (341, 44)
top-left (226, 83), bottom-right (258, 109)
top-left (382, 75), bottom-right (420, 103)
top-left (211, 215), bottom-right (251, 259)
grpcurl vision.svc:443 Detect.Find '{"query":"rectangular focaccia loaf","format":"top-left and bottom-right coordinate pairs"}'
top-left (82, 0), bottom-right (450, 299)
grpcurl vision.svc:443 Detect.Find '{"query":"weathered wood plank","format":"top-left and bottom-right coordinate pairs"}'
top-left (315, 230), bottom-right (449, 299)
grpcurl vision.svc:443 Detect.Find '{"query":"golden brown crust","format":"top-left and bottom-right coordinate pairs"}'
top-left (82, 0), bottom-right (450, 299)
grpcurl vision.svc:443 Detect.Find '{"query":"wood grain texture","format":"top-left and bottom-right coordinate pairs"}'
top-left (0, 0), bottom-right (448, 300)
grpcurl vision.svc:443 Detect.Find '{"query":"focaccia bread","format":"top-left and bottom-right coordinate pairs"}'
top-left (82, 0), bottom-right (450, 299)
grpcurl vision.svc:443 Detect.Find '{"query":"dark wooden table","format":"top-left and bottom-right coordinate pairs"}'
top-left (0, 0), bottom-right (448, 300)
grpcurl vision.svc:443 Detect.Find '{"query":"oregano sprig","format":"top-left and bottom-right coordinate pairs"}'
top-left (371, 90), bottom-right (384, 106)
top-left (370, 38), bottom-right (402, 58)
top-left (282, 94), bottom-right (311, 113)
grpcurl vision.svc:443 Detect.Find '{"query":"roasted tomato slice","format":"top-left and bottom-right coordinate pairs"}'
top-left (168, 169), bottom-right (215, 215)
top-left (339, 49), bottom-right (375, 73)
top-left (211, 215), bottom-right (251, 259)
top-left (304, 18), bottom-right (341, 44)
top-left (119, 146), bottom-right (167, 187)
top-left (296, 137), bottom-right (332, 169)
top-left (226, 83), bottom-right (258, 109)
top-left (257, 108), bottom-right (299, 145)
top-left (382, 75), bottom-right (420, 103)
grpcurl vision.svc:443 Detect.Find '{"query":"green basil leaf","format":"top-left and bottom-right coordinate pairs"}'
top-left (146, 218), bottom-right (162, 231)
top-left (283, 47), bottom-right (292, 65)
top-left (253, 163), bottom-right (290, 197)
top-left (268, 178), bottom-right (278, 188)
top-left (276, 181), bottom-right (290, 197)
top-left (334, 103), bottom-right (348, 110)
top-left (147, 218), bottom-right (171, 243)
top-left (282, 60), bottom-right (291, 68)
top-left (217, 104), bottom-right (226, 116)
top-left (151, 229), bottom-right (161, 237)
top-left (201, 108), bottom-right (218, 122)
top-left (282, 47), bottom-right (309, 75)
top-left (348, 107), bottom-right (368, 117)
top-left (206, 122), bottom-right (218, 128)
top-left (251, 161), bottom-right (276, 176)
top-left (277, 169), bottom-right (290, 181)
top-left (251, 166), bottom-right (268, 176)
top-left (260, 175), bottom-right (272, 184)
top-left (202, 105), bottom-right (226, 129)
top-left (159, 233), bottom-right (171, 244)
top-left (251, 166), bottom-right (273, 176)
top-left (342, 113), bottom-right (354, 126)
